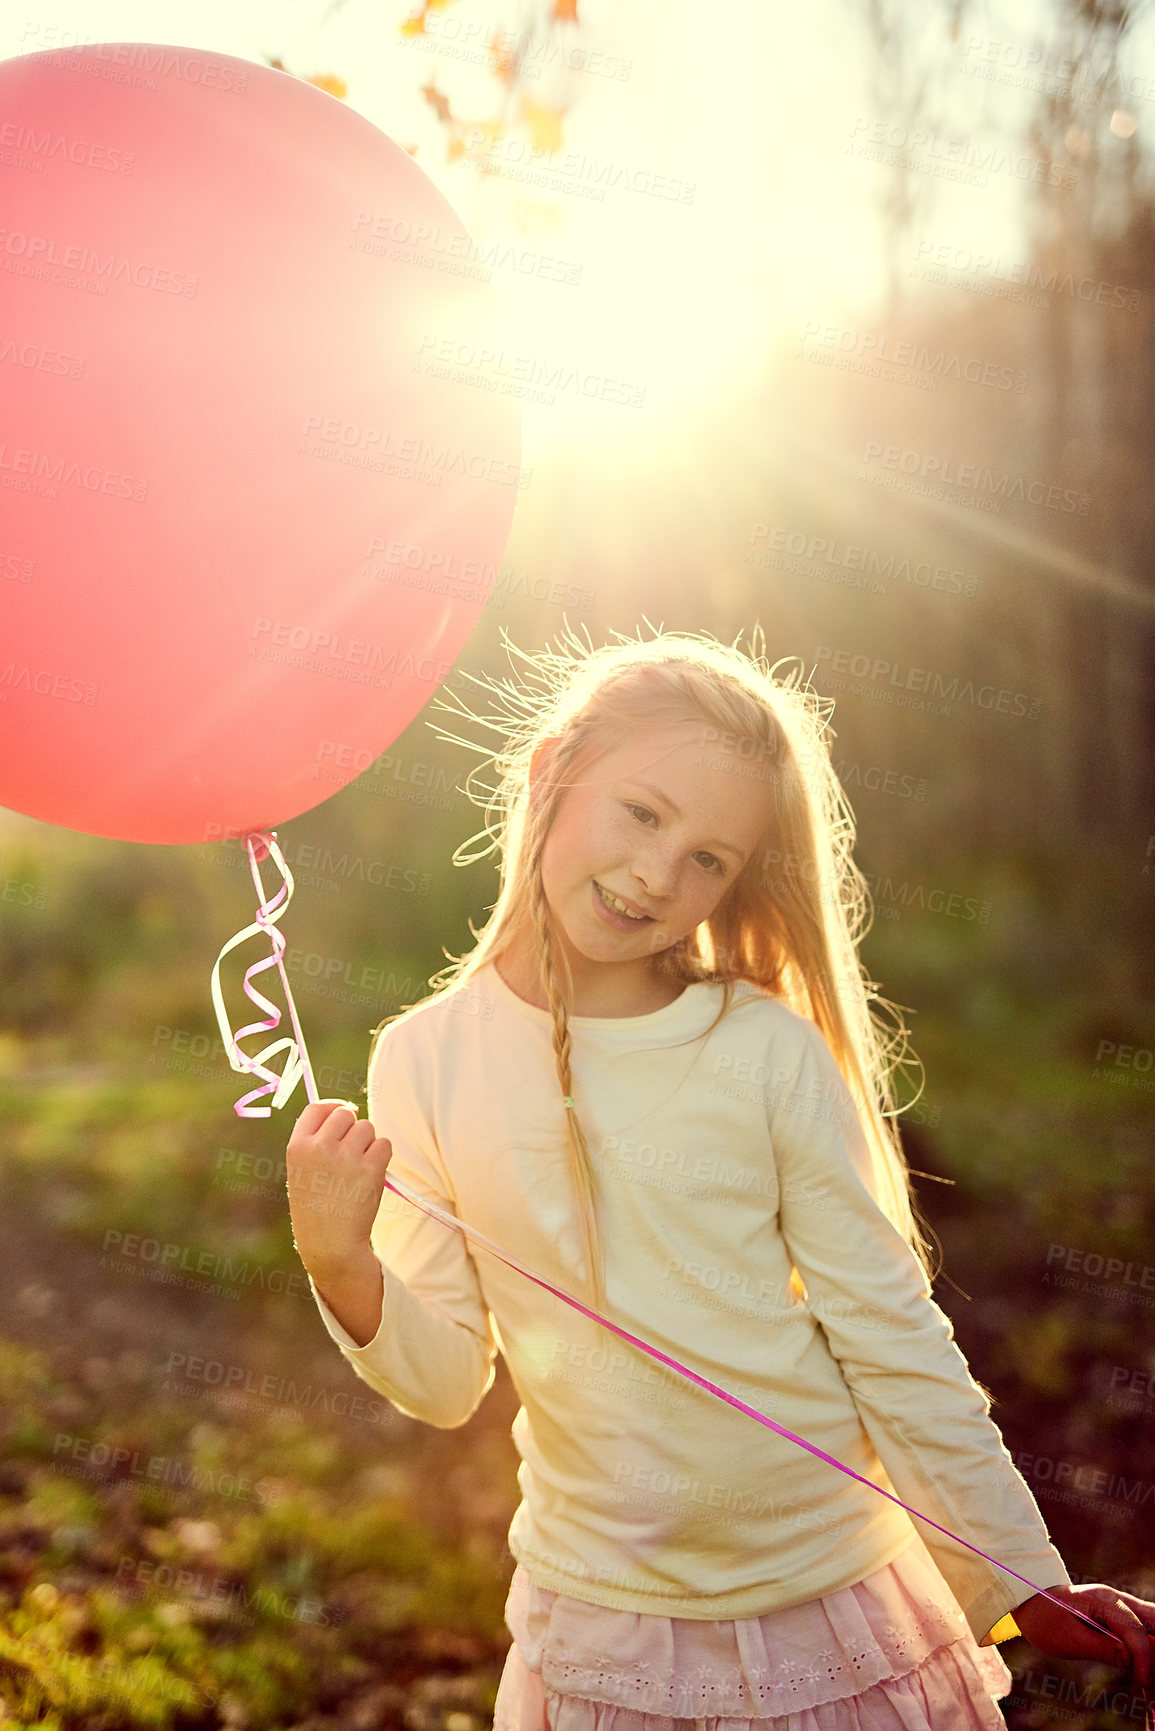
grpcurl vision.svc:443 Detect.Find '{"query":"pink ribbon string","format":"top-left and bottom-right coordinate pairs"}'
top-left (379, 1171), bottom-right (1121, 1650)
top-left (208, 835), bottom-right (1121, 1651)
top-left (210, 831), bottom-right (319, 1117)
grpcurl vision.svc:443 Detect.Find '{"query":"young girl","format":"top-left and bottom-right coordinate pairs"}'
top-left (286, 627), bottom-right (1154, 1730)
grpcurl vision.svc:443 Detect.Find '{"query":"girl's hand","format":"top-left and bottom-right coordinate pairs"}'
top-left (1014, 1584), bottom-right (1155, 1693)
top-left (285, 1099), bottom-right (393, 1284)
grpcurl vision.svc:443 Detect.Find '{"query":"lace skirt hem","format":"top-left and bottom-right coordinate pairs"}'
top-left (493, 1533), bottom-right (1012, 1728)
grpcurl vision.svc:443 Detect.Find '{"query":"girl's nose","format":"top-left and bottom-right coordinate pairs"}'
top-left (632, 845), bottom-right (680, 900)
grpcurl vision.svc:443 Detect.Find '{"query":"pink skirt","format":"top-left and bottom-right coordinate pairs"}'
top-left (492, 1533), bottom-right (1014, 1731)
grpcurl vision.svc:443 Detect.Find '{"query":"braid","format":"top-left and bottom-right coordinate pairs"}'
top-left (528, 851), bottom-right (607, 1310)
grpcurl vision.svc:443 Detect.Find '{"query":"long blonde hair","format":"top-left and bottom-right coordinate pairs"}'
top-left (369, 622), bottom-right (936, 1309)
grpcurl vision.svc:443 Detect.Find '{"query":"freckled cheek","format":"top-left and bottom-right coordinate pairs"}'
top-left (683, 892), bottom-right (718, 930)
top-left (684, 880), bottom-right (728, 927)
top-left (589, 814), bottom-right (640, 868)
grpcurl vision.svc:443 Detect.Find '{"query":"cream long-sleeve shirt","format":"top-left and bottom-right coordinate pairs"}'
top-left (307, 958), bottom-right (1070, 1645)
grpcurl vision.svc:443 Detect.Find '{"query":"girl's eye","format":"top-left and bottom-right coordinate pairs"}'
top-left (624, 804), bottom-right (725, 875)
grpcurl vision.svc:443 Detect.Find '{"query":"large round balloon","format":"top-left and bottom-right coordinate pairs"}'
top-left (0, 44), bottom-right (520, 844)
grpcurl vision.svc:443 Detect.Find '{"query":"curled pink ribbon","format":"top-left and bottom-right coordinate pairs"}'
top-left (210, 831), bottom-right (318, 1116)
top-left (209, 834), bottom-right (1122, 1652)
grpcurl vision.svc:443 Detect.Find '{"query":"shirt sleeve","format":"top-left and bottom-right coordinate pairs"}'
top-left (308, 1016), bottom-right (498, 1429)
top-left (767, 1016), bottom-right (1070, 1647)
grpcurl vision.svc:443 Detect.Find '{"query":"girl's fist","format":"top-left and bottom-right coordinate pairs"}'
top-left (1014, 1583), bottom-right (1155, 1694)
top-left (285, 1098), bottom-right (393, 1284)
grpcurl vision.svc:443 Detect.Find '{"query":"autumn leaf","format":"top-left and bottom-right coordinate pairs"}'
top-left (422, 80), bottom-right (453, 123)
top-left (263, 55), bottom-right (345, 99)
top-left (520, 96), bottom-right (565, 154)
top-left (489, 30), bottom-right (520, 84)
top-left (307, 72), bottom-right (348, 99)
top-left (452, 115), bottom-right (506, 167)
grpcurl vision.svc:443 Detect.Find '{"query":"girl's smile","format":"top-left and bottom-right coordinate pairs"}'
top-left (591, 879), bottom-right (656, 928)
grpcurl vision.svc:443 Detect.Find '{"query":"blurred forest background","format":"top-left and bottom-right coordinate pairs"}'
top-left (1, 0), bottom-right (1154, 1726)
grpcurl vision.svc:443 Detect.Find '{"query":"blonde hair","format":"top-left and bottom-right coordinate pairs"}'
top-left (369, 622), bottom-right (937, 1309)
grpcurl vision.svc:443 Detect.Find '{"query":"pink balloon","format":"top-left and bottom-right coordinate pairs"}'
top-left (0, 44), bottom-right (521, 844)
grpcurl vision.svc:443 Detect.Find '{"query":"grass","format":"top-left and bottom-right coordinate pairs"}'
top-left (1, 833), bottom-right (1152, 1726)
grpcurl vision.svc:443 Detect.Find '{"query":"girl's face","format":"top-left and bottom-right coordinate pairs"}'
top-left (535, 720), bottom-right (775, 988)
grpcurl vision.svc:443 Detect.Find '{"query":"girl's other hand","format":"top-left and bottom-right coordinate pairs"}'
top-left (1014, 1583), bottom-right (1155, 1694)
top-left (285, 1099), bottom-right (393, 1285)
